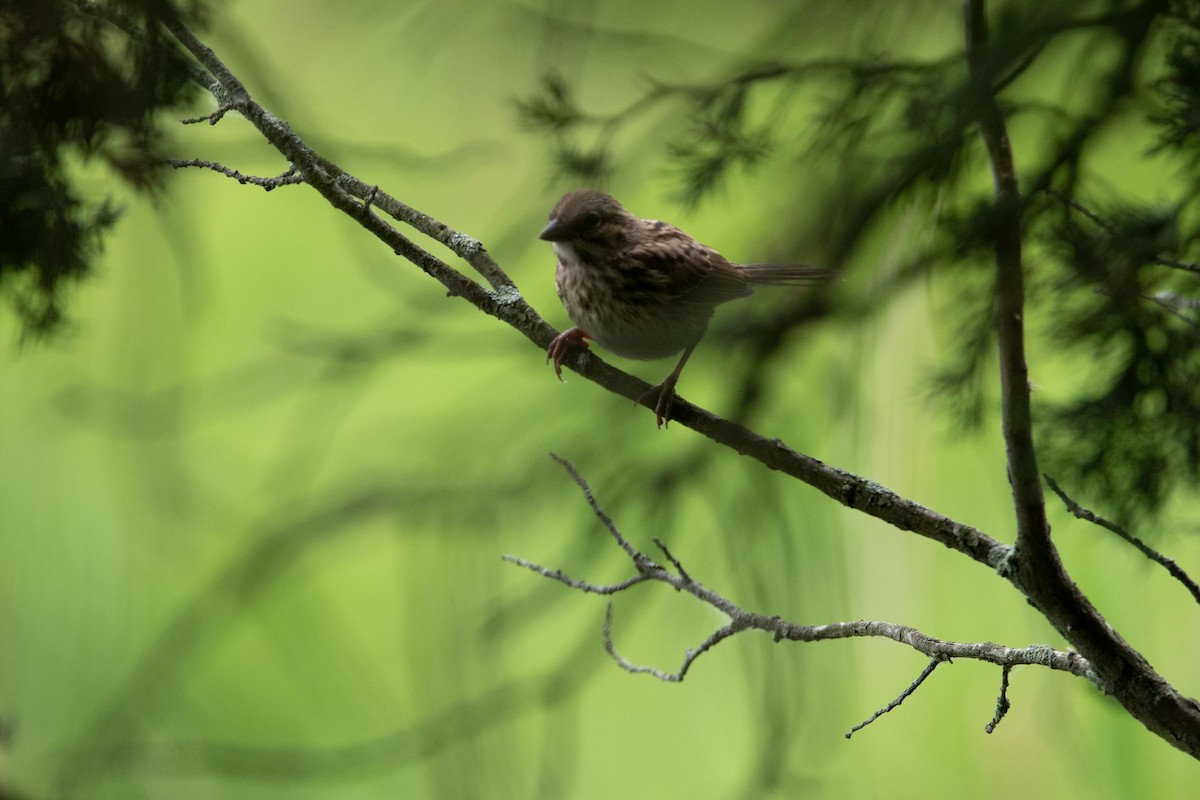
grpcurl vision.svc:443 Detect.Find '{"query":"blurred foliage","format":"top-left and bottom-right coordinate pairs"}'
top-left (0, 0), bottom-right (205, 340)
top-left (4, 2), bottom-right (1200, 799)
top-left (518, 0), bottom-right (1200, 523)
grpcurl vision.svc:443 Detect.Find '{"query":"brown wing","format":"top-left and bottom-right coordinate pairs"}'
top-left (620, 220), bottom-right (752, 307)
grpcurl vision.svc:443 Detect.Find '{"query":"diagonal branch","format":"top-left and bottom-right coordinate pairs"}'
top-left (144, 11), bottom-right (1017, 576)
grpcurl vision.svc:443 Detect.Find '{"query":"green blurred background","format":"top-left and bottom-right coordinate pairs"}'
top-left (2, 1), bottom-right (1199, 797)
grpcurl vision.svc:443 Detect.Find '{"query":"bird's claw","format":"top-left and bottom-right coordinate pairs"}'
top-left (638, 382), bottom-right (677, 429)
top-left (546, 327), bottom-right (590, 381)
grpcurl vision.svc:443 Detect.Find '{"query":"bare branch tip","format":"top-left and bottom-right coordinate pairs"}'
top-left (180, 102), bottom-right (240, 126)
top-left (653, 536), bottom-right (693, 584)
top-left (846, 655), bottom-right (944, 739)
top-left (985, 664), bottom-right (1013, 734)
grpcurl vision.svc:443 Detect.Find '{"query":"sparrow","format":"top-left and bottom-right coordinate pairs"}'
top-left (539, 189), bottom-right (825, 427)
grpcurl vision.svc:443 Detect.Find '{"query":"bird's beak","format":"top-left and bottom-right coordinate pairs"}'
top-left (538, 218), bottom-right (565, 241)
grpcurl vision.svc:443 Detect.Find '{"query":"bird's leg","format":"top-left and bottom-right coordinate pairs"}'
top-left (547, 327), bottom-right (591, 380)
top-left (639, 345), bottom-right (695, 428)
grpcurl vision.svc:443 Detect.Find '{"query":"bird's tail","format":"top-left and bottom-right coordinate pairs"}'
top-left (738, 263), bottom-right (832, 285)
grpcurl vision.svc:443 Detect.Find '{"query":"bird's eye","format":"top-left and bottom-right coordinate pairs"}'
top-left (582, 211), bottom-right (602, 229)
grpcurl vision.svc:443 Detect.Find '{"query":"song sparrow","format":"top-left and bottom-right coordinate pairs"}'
top-left (540, 189), bottom-right (825, 427)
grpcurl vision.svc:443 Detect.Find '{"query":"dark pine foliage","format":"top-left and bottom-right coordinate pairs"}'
top-left (0, 0), bottom-right (204, 339)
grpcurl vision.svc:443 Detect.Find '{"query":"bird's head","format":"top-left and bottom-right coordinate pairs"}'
top-left (539, 190), bottom-right (641, 254)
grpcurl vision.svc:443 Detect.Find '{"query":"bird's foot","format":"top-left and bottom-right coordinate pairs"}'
top-left (637, 381), bottom-right (679, 429)
top-left (547, 327), bottom-right (590, 380)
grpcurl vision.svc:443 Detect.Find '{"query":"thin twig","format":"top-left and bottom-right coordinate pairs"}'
top-left (1152, 256), bottom-right (1200, 275)
top-left (1049, 190), bottom-right (1200, 275)
top-left (501, 555), bottom-right (652, 595)
top-left (550, 452), bottom-right (647, 565)
top-left (1045, 475), bottom-right (1200, 606)
top-left (602, 603), bottom-right (742, 682)
top-left (169, 159), bottom-right (302, 190)
top-left (1048, 188), bottom-right (1114, 231)
top-left (846, 656), bottom-right (946, 738)
top-left (1144, 291), bottom-right (1200, 328)
top-left (652, 537), bottom-right (693, 584)
top-left (985, 664), bottom-right (1013, 733)
top-left (180, 103), bottom-right (240, 125)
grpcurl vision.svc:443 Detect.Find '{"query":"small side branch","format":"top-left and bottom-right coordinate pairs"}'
top-left (549, 453), bottom-right (644, 564)
top-left (501, 556), bottom-right (652, 596)
top-left (1046, 476), bottom-right (1200, 607)
top-left (1151, 256), bottom-right (1200, 275)
top-left (180, 103), bottom-right (242, 125)
top-left (985, 664), bottom-right (1013, 733)
top-left (169, 159), bottom-right (302, 190)
top-left (1050, 190), bottom-right (1200, 276)
top-left (602, 603), bottom-right (741, 682)
top-left (846, 655), bottom-right (946, 738)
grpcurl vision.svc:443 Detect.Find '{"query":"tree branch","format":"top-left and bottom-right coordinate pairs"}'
top-left (964, 0), bottom-right (1200, 758)
top-left (505, 456), bottom-right (1096, 736)
top-left (964, 0), bottom-right (1048, 556)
